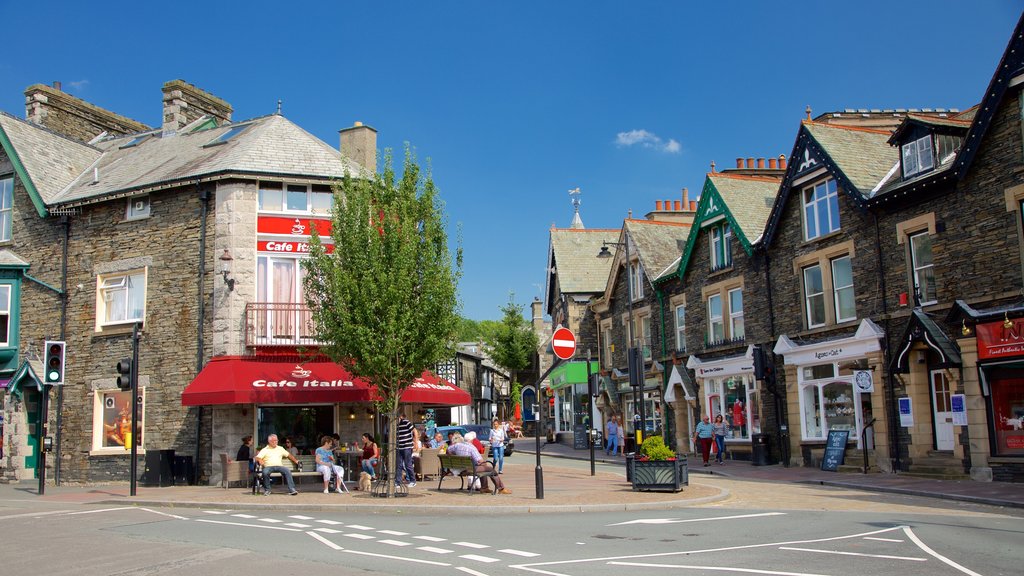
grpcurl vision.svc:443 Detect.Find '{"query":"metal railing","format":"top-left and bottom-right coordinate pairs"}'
top-left (245, 302), bottom-right (323, 347)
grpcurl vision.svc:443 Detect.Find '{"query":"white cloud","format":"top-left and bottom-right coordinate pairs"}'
top-left (66, 80), bottom-right (89, 90)
top-left (615, 129), bottom-right (681, 154)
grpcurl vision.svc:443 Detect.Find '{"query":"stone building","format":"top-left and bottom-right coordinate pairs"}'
top-left (0, 79), bottom-right (468, 486)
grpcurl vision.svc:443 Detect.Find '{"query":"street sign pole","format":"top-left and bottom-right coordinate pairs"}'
top-left (587, 350), bottom-right (595, 476)
top-left (129, 322), bottom-right (141, 497)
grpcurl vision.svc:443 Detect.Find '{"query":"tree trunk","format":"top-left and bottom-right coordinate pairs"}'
top-left (385, 409), bottom-right (398, 498)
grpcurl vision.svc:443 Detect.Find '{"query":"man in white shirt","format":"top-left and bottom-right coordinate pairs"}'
top-left (256, 434), bottom-right (300, 495)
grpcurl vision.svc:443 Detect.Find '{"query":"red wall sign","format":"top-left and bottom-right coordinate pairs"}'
top-left (976, 320), bottom-right (1024, 360)
top-left (257, 240), bottom-right (334, 254)
top-left (257, 216), bottom-right (332, 236)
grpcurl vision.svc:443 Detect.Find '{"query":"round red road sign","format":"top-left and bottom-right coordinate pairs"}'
top-left (551, 327), bottom-right (577, 360)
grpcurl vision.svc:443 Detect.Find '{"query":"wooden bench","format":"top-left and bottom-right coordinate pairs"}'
top-left (436, 453), bottom-right (497, 495)
top-left (254, 455), bottom-right (329, 493)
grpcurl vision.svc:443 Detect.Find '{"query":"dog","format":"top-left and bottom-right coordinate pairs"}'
top-left (358, 471), bottom-right (372, 491)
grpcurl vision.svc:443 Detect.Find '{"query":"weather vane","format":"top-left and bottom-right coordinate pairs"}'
top-left (569, 187), bottom-right (581, 212)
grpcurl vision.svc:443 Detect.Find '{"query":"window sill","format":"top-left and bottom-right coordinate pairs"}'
top-left (90, 448), bottom-right (147, 457)
top-left (800, 229), bottom-right (844, 247)
top-left (707, 266), bottom-right (734, 279)
top-left (94, 322), bottom-right (144, 337)
top-left (792, 319), bottom-right (860, 340)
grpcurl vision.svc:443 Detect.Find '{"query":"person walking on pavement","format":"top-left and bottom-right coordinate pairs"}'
top-left (712, 414), bottom-right (730, 464)
top-left (489, 419), bottom-right (507, 473)
top-left (694, 415), bottom-right (715, 467)
top-left (396, 414), bottom-right (416, 487)
top-left (255, 434), bottom-right (300, 495)
top-left (605, 415), bottom-right (619, 456)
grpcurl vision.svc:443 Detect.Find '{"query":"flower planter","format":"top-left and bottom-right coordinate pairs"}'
top-left (630, 456), bottom-right (688, 492)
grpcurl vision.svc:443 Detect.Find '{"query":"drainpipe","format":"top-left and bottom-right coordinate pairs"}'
top-left (195, 185), bottom-right (210, 482)
top-left (873, 212), bottom-right (899, 473)
top-left (763, 250), bottom-right (789, 466)
top-left (656, 288), bottom-right (674, 450)
top-left (54, 215), bottom-right (70, 485)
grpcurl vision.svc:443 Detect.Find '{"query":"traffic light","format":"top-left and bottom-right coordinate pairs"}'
top-left (753, 345), bottom-right (770, 380)
top-left (627, 346), bottom-right (643, 388)
top-left (588, 373), bottom-right (599, 397)
top-left (117, 357), bottom-right (133, 391)
top-left (44, 341), bottom-right (66, 384)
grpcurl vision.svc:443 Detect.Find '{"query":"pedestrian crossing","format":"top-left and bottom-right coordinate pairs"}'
top-left (197, 509), bottom-right (542, 564)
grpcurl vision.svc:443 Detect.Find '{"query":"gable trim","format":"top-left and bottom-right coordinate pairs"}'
top-left (671, 175), bottom-right (756, 282)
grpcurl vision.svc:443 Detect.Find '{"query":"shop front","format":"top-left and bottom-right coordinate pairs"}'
top-left (687, 347), bottom-right (760, 460)
top-left (774, 319), bottom-right (886, 470)
top-left (548, 360), bottom-right (599, 447)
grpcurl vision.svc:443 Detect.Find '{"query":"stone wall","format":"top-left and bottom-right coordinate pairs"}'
top-left (24, 84), bottom-right (151, 142)
top-left (161, 80), bottom-right (233, 134)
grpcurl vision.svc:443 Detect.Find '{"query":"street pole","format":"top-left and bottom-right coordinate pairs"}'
top-left (129, 322), bottom-right (141, 497)
top-left (587, 351), bottom-right (595, 476)
top-left (37, 383), bottom-right (49, 495)
top-left (533, 357), bottom-right (564, 500)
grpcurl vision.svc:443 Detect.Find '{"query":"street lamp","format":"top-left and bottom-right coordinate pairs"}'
top-left (598, 237), bottom-right (647, 451)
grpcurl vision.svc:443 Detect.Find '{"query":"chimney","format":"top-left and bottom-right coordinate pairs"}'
top-left (162, 79), bottom-right (232, 136)
top-left (736, 157), bottom-right (743, 169)
top-left (757, 158), bottom-right (765, 169)
top-left (779, 154), bottom-right (787, 170)
top-left (340, 121), bottom-right (378, 174)
top-left (690, 201), bottom-right (697, 210)
top-left (746, 157), bottom-right (754, 169)
top-left (655, 200), bottom-right (663, 211)
top-left (683, 188), bottom-right (689, 207)
top-left (673, 200), bottom-right (681, 210)
top-left (769, 158), bottom-right (778, 169)
top-left (532, 297), bottom-right (545, 331)
top-left (25, 83), bottom-right (152, 142)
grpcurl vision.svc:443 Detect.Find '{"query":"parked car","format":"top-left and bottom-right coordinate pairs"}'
top-left (430, 424), bottom-right (515, 456)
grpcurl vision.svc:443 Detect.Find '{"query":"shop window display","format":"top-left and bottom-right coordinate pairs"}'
top-left (703, 375), bottom-right (758, 440)
top-left (94, 389), bottom-right (144, 451)
top-left (991, 375), bottom-right (1024, 456)
top-left (798, 361), bottom-right (865, 442)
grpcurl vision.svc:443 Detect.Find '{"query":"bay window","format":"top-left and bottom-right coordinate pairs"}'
top-left (798, 362), bottom-right (863, 442)
top-left (703, 374), bottom-right (759, 440)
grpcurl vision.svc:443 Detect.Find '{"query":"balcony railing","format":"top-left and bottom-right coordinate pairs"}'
top-left (245, 302), bottom-right (323, 347)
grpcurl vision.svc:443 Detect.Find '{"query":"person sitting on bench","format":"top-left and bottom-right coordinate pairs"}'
top-left (256, 433), bottom-right (299, 496)
top-left (447, 433), bottom-right (511, 494)
top-left (316, 435), bottom-right (346, 494)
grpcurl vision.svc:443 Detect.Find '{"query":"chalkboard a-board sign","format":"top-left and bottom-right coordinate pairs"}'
top-left (820, 429), bottom-right (850, 471)
top-left (573, 424), bottom-right (589, 449)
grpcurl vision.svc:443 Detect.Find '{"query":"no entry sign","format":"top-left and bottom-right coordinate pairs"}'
top-left (552, 327), bottom-right (577, 360)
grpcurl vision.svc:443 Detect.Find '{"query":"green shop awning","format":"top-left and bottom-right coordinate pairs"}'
top-left (549, 361), bottom-right (600, 390)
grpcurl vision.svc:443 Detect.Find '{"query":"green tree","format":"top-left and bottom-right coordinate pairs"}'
top-left (485, 292), bottom-right (539, 417)
top-left (304, 147), bottom-right (461, 497)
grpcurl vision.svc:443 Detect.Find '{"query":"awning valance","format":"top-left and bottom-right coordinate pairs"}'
top-left (181, 356), bottom-right (470, 407)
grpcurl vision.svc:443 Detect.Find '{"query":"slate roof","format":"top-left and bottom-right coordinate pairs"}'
top-left (0, 112), bottom-right (368, 211)
top-left (707, 173), bottom-right (779, 245)
top-left (623, 219), bottom-right (692, 283)
top-left (547, 228), bottom-right (617, 294)
top-left (890, 308), bottom-right (962, 373)
top-left (0, 249), bottom-right (29, 268)
top-left (803, 122), bottom-right (897, 197)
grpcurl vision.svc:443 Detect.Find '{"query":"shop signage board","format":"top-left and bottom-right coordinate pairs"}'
top-left (820, 429), bottom-right (850, 471)
top-left (899, 397), bottom-right (914, 427)
top-left (951, 394), bottom-right (967, 426)
top-left (573, 423), bottom-right (588, 449)
top-left (976, 319), bottom-right (1024, 359)
top-left (552, 327), bottom-right (576, 360)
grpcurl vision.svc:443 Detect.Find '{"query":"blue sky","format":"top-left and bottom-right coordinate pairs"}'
top-left (0, 2), bottom-right (1018, 320)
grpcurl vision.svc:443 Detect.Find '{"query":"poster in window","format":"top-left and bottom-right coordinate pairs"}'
top-left (102, 390), bottom-right (143, 448)
top-left (951, 394), bottom-right (967, 426)
top-left (898, 397), bottom-right (913, 428)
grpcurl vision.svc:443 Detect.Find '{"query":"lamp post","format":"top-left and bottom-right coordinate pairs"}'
top-left (598, 236), bottom-right (646, 452)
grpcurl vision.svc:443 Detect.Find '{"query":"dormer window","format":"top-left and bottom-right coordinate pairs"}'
top-left (710, 223), bottom-right (732, 271)
top-left (902, 135), bottom-right (934, 178)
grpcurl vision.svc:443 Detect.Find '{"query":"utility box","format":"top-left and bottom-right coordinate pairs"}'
top-left (144, 449), bottom-right (175, 486)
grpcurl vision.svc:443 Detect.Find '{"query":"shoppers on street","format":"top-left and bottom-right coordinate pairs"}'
top-left (605, 415), bottom-right (619, 456)
top-left (694, 415), bottom-right (715, 467)
top-left (489, 419), bottom-right (507, 473)
top-left (712, 414), bottom-right (730, 464)
top-left (396, 414), bottom-right (416, 487)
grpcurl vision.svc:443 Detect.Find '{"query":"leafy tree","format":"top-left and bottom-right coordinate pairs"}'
top-left (485, 292), bottom-right (539, 417)
top-left (304, 147), bottom-right (461, 497)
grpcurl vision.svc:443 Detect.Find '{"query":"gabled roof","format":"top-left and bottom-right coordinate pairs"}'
top-left (662, 172), bottom-right (779, 283)
top-left (600, 219), bottom-right (690, 301)
top-left (545, 228), bottom-right (617, 313)
top-left (0, 112), bottom-right (101, 217)
top-left (763, 121), bottom-right (896, 245)
top-left (887, 113), bottom-right (972, 144)
top-left (890, 308), bottom-right (961, 373)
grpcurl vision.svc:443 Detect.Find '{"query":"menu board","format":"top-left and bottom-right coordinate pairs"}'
top-left (573, 424), bottom-right (589, 449)
top-left (820, 429), bottom-right (850, 471)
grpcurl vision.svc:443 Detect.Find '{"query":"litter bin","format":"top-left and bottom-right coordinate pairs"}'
top-left (625, 453), bottom-right (635, 483)
top-left (144, 449), bottom-right (175, 486)
top-left (173, 455), bottom-right (195, 485)
top-left (751, 433), bottom-right (772, 466)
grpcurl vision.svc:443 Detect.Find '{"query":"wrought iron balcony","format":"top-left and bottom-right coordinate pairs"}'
top-left (245, 302), bottom-right (323, 347)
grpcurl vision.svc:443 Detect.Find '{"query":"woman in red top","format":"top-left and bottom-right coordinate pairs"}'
top-left (360, 433), bottom-right (379, 480)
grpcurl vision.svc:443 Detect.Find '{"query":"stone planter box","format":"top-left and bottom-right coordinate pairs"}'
top-left (630, 457), bottom-right (688, 492)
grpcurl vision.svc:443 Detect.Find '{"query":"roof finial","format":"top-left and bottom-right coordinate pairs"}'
top-left (710, 160), bottom-right (716, 173)
top-left (569, 187), bottom-right (584, 229)
top-left (277, 99), bottom-right (283, 115)
top-left (628, 209), bottom-right (633, 219)
top-left (805, 105), bottom-right (812, 121)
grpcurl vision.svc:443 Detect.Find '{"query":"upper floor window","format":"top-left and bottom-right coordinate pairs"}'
top-left (98, 270), bottom-right (146, 326)
top-left (259, 182), bottom-right (333, 214)
top-left (803, 178), bottom-right (839, 240)
top-left (601, 323), bottom-right (613, 368)
top-left (632, 314), bottom-right (652, 359)
top-left (0, 176), bottom-right (13, 242)
top-left (803, 264), bottom-right (826, 328)
top-left (710, 223), bottom-right (733, 271)
top-left (674, 303), bottom-right (686, 353)
top-left (126, 195), bottom-right (151, 220)
top-left (902, 135), bottom-right (934, 178)
top-left (0, 284), bottom-right (9, 346)
top-left (728, 288), bottom-right (744, 340)
top-left (708, 294), bottom-right (724, 343)
top-left (799, 246), bottom-right (856, 329)
top-left (629, 261), bottom-right (644, 301)
top-left (832, 256), bottom-right (856, 322)
top-left (909, 231), bottom-right (936, 305)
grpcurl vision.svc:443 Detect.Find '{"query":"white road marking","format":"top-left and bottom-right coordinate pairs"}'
top-left (418, 546), bottom-right (454, 554)
top-left (344, 533), bottom-right (376, 540)
top-left (314, 528), bottom-right (342, 534)
top-left (289, 515), bottom-right (314, 520)
top-left (347, 524), bottom-right (375, 530)
top-left (379, 529), bottom-right (409, 535)
top-left (609, 561), bottom-right (829, 576)
top-left (258, 518), bottom-right (283, 523)
top-left (0, 509), bottom-right (74, 520)
top-left (343, 548), bottom-right (450, 566)
top-left (232, 514), bottom-right (257, 519)
top-left (201, 510), bottom-right (228, 515)
top-left (453, 541), bottom-right (490, 549)
top-left (904, 526), bottom-right (984, 576)
top-left (455, 568), bottom-right (491, 576)
top-left (415, 535), bottom-right (447, 542)
top-left (379, 539), bottom-right (412, 546)
top-left (500, 549), bottom-right (541, 557)
top-left (307, 531), bottom-right (344, 550)
top-left (609, 512), bottom-right (786, 526)
top-left (779, 547), bottom-right (926, 561)
top-left (67, 507), bottom-right (135, 515)
top-left (139, 507), bottom-right (188, 520)
top-left (863, 537), bottom-right (903, 542)
top-left (460, 554), bottom-right (500, 563)
top-left (195, 519), bottom-right (301, 532)
top-left (316, 519), bottom-right (343, 525)
top-left (285, 522), bottom-right (311, 528)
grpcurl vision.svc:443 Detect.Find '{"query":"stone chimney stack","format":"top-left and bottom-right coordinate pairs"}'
top-left (161, 79), bottom-right (232, 136)
top-left (339, 121), bottom-right (378, 174)
top-left (532, 298), bottom-right (545, 331)
top-left (25, 82), bottom-right (151, 142)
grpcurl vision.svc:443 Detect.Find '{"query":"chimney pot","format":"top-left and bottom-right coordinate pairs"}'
top-left (757, 158), bottom-right (765, 169)
top-left (769, 158), bottom-right (778, 169)
top-left (779, 154), bottom-right (787, 170)
top-left (736, 157), bottom-right (743, 169)
top-left (655, 200), bottom-right (663, 211)
top-left (690, 201), bottom-right (697, 211)
top-left (682, 187), bottom-right (689, 206)
top-left (746, 157), bottom-right (755, 169)
top-left (53, 81), bottom-right (61, 91)
top-left (674, 200), bottom-right (681, 210)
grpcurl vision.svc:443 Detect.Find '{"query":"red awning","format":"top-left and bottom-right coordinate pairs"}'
top-left (181, 356), bottom-right (469, 407)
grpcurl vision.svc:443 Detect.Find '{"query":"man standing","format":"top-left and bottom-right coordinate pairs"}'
top-left (256, 434), bottom-right (299, 495)
top-left (396, 414), bottom-right (416, 487)
top-left (448, 433), bottom-right (511, 494)
top-left (605, 415), bottom-right (619, 456)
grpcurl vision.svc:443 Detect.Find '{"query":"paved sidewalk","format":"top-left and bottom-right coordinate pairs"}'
top-left (539, 442), bottom-right (1024, 509)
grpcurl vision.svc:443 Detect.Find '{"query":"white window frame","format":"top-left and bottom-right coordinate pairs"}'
top-left (702, 374), bottom-right (759, 441)
top-left (728, 288), bottom-right (744, 340)
top-left (96, 269), bottom-right (147, 329)
top-left (708, 294), bottom-right (724, 343)
top-left (909, 231), bottom-right (936, 305)
top-left (797, 362), bottom-right (862, 444)
top-left (902, 135), bottom-right (934, 178)
top-left (803, 264), bottom-right (826, 328)
top-left (634, 314), bottom-right (652, 360)
top-left (629, 261), bottom-right (644, 302)
top-left (0, 284), bottom-right (9, 347)
top-left (674, 303), bottom-right (686, 353)
top-left (126, 195), bottom-right (150, 220)
top-left (831, 255), bottom-right (856, 323)
top-left (91, 387), bottom-right (146, 454)
top-left (601, 322), bottom-right (613, 368)
top-left (258, 182), bottom-right (332, 214)
top-left (803, 178), bottom-right (840, 240)
top-left (0, 175), bottom-right (13, 242)
top-left (710, 223), bottom-right (733, 270)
